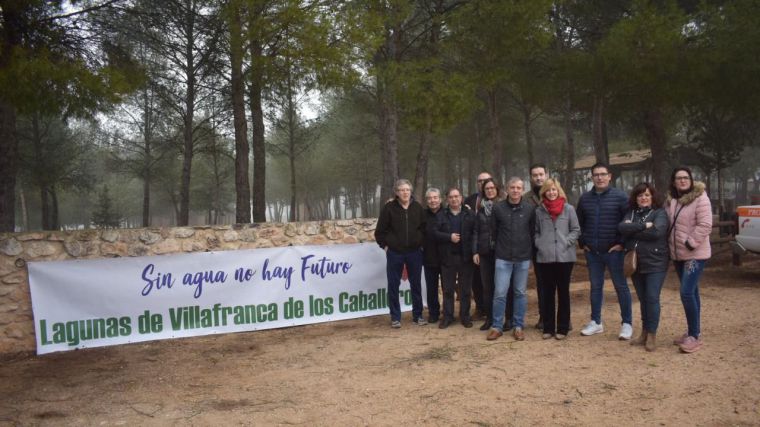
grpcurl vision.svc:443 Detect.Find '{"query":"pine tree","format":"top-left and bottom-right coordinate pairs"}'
top-left (91, 185), bottom-right (121, 229)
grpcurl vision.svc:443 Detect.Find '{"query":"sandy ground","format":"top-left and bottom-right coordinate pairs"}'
top-left (1, 250), bottom-right (759, 426)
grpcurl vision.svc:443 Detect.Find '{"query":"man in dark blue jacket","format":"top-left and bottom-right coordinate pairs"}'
top-left (423, 187), bottom-right (443, 323)
top-left (576, 163), bottom-right (633, 340)
top-left (435, 188), bottom-right (476, 329)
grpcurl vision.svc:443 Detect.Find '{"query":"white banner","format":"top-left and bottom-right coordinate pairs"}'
top-left (28, 243), bottom-right (425, 354)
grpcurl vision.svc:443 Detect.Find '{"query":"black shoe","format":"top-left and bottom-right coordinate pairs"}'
top-left (428, 316), bottom-right (439, 323)
top-left (462, 319), bottom-right (473, 328)
top-left (479, 321), bottom-right (492, 331)
top-left (439, 319), bottom-right (452, 329)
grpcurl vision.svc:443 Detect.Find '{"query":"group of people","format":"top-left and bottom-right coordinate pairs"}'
top-left (374, 163), bottom-right (712, 354)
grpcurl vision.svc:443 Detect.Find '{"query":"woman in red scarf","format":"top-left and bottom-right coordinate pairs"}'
top-left (534, 179), bottom-right (581, 339)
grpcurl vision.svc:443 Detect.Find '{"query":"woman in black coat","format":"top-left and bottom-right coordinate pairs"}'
top-left (618, 182), bottom-right (669, 352)
top-left (471, 178), bottom-right (501, 331)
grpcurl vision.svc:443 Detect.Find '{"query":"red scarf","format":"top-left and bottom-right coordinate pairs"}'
top-left (543, 197), bottom-right (565, 220)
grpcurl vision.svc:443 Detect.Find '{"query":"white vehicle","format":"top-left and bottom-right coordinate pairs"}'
top-left (733, 205), bottom-right (760, 255)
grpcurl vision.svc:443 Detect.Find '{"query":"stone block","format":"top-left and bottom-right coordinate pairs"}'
top-left (25, 241), bottom-right (58, 258)
top-left (271, 236), bottom-right (291, 247)
top-left (138, 231), bottom-right (162, 245)
top-left (2, 271), bottom-right (25, 285)
top-left (258, 228), bottom-right (278, 239)
top-left (342, 236), bottom-right (359, 244)
top-left (326, 229), bottom-right (344, 240)
top-left (222, 230), bottom-right (239, 242)
top-left (284, 223), bottom-right (298, 237)
top-left (15, 232), bottom-right (46, 241)
top-left (304, 223), bottom-right (320, 235)
top-left (101, 230), bottom-right (120, 243)
top-left (76, 229), bottom-right (100, 241)
top-left (206, 235), bottom-right (220, 249)
top-left (63, 240), bottom-right (84, 257)
top-left (174, 228), bottom-right (195, 238)
top-left (154, 239), bottom-right (181, 255)
top-left (238, 229), bottom-right (257, 242)
top-left (101, 242), bottom-right (128, 257)
top-left (307, 235), bottom-right (328, 245)
top-left (345, 226), bottom-right (359, 235)
top-left (128, 244), bottom-right (149, 257)
top-left (0, 238), bottom-right (22, 256)
top-left (182, 240), bottom-right (207, 252)
top-left (336, 220), bottom-right (354, 227)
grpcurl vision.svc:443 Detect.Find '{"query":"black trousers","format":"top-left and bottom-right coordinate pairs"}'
top-left (441, 259), bottom-right (474, 322)
top-left (424, 265), bottom-right (442, 320)
top-left (536, 262), bottom-right (574, 335)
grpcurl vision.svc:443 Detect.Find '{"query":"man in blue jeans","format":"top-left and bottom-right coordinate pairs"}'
top-left (576, 163), bottom-right (633, 340)
top-left (374, 179), bottom-right (427, 328)
top-left (486, 177), bottom-right (535, 341)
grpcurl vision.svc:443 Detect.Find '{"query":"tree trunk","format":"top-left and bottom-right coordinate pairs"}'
top-left (19, 186), bottom-right (28, 231)
top-left (592, 95), bottom-right (609, 165)
top-left (487, 89), bottom-right (503, 182)
top-left (522, 103), bottom-right (534, 168)
top-left (249, 38), bottom-right (267, 223)
top-left (229, 0), bottom-right (251, 224)
top-left (561, 97), bottom-right (576, 196)
top-left (377, 76), bottom-right (399, 202)
top-left (179, 2), bottom-right (197, 226)
top-left (50, 186), bottom-right (59, 230)
top-left (412, 115), bottom-right (433, 202)
top-left (642, 108), bottom-right (669, 195)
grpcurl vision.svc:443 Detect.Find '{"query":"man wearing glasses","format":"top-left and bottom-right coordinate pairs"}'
top-left (576, 163), bottom-right (633, 340)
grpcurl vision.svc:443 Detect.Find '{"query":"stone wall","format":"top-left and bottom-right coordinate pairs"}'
top-left (0, 219), bottom-right (378, 354)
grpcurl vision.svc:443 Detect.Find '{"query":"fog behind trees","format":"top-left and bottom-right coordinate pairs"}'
top-left (2, 0), bottom-right (759, 232)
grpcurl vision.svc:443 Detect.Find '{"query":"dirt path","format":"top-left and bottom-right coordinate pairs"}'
top-left (1, 251), bottom-right (759, 426)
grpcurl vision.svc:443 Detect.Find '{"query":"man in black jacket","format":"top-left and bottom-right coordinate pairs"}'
top-left (487, 177), bottom-right (536, 341)
top-left (435, 188), bottom-right (476, 328)
top-left (423, 187), bottom-right (443, 323)
top-left (374, 179), bottom-right (427, 328)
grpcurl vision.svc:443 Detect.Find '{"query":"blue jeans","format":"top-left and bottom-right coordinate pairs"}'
top-left (674, 259), bottom-right (706, 338)
top-left (386, 249), bottom-right (424, 322)
top-left (492, 259), bottom-right (530, 331)
top-left (632, 270), bottom-right (667, 333)
top-left (585, 250), bottom-right (632, 325)
top-left (424, 265), bottom-right (442, 320)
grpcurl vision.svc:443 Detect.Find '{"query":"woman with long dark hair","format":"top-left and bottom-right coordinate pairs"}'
top-left (619, 182), bottom-right (669, 352)
top-left (472, 178), bottom-right (501, 331)
top-left (666, 167), bottom-right (712, 353)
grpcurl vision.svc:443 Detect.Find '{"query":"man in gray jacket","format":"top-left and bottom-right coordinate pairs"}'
top-left (486, 177), bottom-right (536, 341)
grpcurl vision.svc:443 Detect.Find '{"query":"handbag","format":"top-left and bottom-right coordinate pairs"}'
top-left (623, 209), bottom-right (652, 277)
top-left (624, 249), bottom-right (637, 277)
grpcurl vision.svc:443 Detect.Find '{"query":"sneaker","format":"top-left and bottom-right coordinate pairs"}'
top-left (414, 317), bottom-right (428, 326)
top-left (580, 321), bottom-right (604, 336)
top-left (618, 323), bottom-right (633, 340)
top-left (679, 336), bottom-right (703, 353)
top-left (391, 320), bottom-right (401, 328)
top-left (542, 333), bottom-right (553, 340)
top-left (555, 334), bottom-right (567, 340)
top-left (673, 333), bottom-right (688, 346)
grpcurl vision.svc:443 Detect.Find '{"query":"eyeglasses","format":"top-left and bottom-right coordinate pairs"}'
top-left (592, 173), bottom-right (609, 178)
top-left (674, 176), bottom-right (690, 181)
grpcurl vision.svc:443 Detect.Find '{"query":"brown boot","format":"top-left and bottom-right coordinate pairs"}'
top-left (645, 333), bottom-right (657, 352)
top-left (630, 330), bottom-right (648, 346)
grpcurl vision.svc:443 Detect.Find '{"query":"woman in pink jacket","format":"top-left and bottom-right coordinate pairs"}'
top-left (666, 167), bottom-right (712, 354)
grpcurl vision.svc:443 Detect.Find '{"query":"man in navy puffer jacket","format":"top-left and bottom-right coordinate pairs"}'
top-left (576, 163), bottom-right (633, 340)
